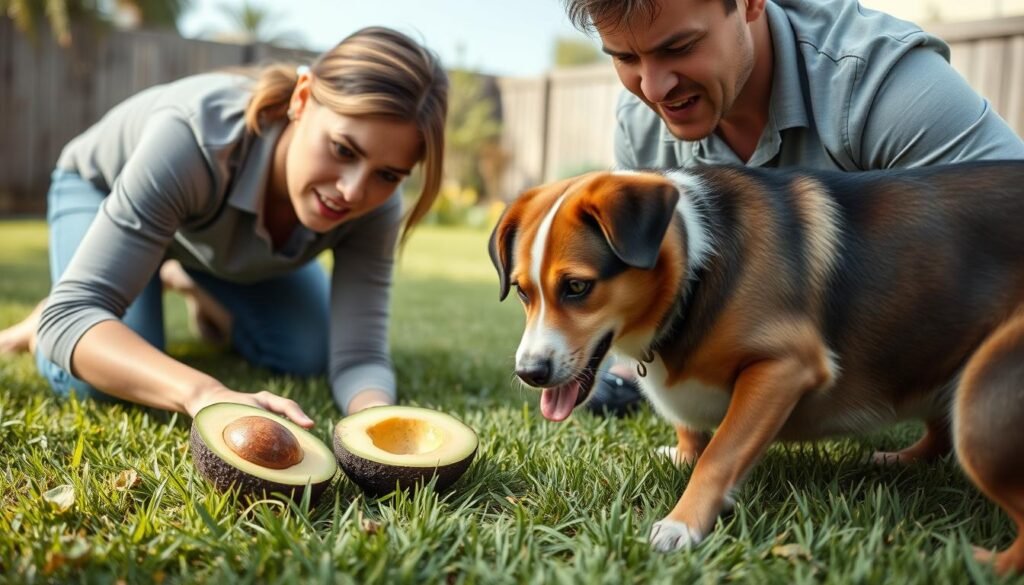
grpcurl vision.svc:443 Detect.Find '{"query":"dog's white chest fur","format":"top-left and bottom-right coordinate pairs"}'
top-left (635, 356), bottom-right (730, 430)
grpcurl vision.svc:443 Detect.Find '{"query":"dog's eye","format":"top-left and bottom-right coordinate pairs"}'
top-left (564, 279), bottom-right (592, 299)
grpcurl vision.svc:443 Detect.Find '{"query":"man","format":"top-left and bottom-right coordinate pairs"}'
top-left (567, 0), bottom-right (1024, 415)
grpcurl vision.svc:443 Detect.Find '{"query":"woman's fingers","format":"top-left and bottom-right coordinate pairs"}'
top-left (186, 387), bottom-right (316, 428)
top-left (254, 391), bottom-right (315, 428)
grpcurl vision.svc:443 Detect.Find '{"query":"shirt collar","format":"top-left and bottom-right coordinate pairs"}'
top-left (765, 0), bottom-right (809, 133)
top-left (228, 121), bottom-right (284, 214)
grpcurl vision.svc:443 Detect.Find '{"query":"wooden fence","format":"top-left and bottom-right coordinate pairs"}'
top-left (0, 20), bottom-right (313, 213)
top-left (496, 15), bottom-right (1024, 198)
top-left (2, 15), bottom-right (1024, 212)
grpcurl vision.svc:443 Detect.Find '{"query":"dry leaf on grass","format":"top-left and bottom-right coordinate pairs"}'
top-left (112, 469), bottom-right (140, 491)
top-left (42, 485), bottom-right (75, 512)
top-left (771, 543), bottom-right (812, 561)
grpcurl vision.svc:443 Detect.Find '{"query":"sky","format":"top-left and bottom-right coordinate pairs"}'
top-left (178, 0), bottom-right (601, 78)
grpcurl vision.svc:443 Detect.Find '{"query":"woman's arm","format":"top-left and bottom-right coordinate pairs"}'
top-left (327, 193), bottom-right (403, 414)
top-left (71, 320), bottom-right (312, 425)
top-left (38, 113), bottom-right (314, 426)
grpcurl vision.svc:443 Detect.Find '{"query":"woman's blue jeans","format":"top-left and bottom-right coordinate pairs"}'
top-left (37, 170), bottom-right (330, 400)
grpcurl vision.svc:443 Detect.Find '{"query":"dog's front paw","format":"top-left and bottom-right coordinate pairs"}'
top-left (649, 519), bottom-right (703, 552)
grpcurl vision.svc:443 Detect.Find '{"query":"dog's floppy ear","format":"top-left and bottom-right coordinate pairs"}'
top-left (488, 206), bottom-right (517, 301)
top-left (583, 174), bottom-right (680, 270)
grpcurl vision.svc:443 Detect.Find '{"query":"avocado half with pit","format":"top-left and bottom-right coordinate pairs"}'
top-left (333, 406), bottom-right (478, 496)
top-left (190, 403), bottom-right (337, 503)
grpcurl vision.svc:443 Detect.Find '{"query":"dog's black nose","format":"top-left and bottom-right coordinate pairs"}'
top-left (517, 360), bottom-right (552, 387)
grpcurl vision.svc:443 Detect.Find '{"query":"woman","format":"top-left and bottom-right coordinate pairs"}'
top-left (0, 27), bottom-right (447, 427)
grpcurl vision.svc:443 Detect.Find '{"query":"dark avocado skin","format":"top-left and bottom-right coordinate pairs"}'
top-left (190, 424), bottom-right (333, 503)
top-left (332, 433), bottom-right (476, 497)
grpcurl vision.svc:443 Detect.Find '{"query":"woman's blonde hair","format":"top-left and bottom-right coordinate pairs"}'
top-left (244, 27), bottom-right (448, 244)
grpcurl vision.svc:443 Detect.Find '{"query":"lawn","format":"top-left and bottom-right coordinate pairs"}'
top-left (0, 220), bottom-right (1018, 584)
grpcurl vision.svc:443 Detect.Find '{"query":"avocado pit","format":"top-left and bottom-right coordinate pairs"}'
top-left (223, 415), bottom-right (304, 469)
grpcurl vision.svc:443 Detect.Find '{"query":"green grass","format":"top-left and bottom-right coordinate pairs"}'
top-left (0, 220), bottom-right (1020, 584)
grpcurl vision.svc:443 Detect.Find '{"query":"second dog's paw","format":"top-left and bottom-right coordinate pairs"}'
top-left (649, 519), bottom-right (703, 552)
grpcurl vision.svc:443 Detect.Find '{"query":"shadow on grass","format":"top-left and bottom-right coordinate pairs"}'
top-left (319, 451), bottom-right (533, 514)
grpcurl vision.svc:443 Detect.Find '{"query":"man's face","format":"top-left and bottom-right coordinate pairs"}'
top-left (599, 0), bottom-right (756, 141)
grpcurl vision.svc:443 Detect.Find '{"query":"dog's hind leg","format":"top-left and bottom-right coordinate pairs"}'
top-left (954, 309), bottom-right (1024, 575)
top-left (871, 418), bottom-right (952, 465)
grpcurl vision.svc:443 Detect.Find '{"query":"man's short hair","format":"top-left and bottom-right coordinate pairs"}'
top-left (563, 0), bottom-right (739, 33)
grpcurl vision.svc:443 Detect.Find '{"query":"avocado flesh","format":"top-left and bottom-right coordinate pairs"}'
top-left (333, 406), bottom-right (478, 496)
top-left (190, 403), bottom-right (337, 502)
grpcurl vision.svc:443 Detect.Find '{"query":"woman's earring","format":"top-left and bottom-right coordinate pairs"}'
top-left (287, 108), bottom-right (296, 121)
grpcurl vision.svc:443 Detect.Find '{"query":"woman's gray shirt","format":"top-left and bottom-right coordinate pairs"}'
top-left (37, 73), bottom-right (400, 408)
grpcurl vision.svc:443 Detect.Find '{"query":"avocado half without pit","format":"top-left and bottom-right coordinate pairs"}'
top-left (333, 406), bottom-right (478, 496)
top-left (190, 403), bottom-right (337, 503)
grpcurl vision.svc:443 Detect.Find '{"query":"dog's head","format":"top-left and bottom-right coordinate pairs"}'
top-left (489, 171), bottom-right (685, 421)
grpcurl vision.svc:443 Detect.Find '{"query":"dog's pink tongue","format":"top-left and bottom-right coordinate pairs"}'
top-left (540, 382), bottom-right (580, 422)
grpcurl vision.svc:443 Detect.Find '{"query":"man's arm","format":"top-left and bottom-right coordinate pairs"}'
top-left (854, 47), bottom-right (1024, 168)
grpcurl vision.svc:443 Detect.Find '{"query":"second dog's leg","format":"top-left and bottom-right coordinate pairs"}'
top-left (955, 310), bottom-right (1024, 576)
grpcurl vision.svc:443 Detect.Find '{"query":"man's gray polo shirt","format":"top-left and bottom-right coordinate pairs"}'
top-left (614, 0), bottom-right (1024, 171)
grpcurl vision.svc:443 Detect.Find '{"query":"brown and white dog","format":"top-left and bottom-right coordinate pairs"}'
top-left (489, 161), bottom-right (1024, 574)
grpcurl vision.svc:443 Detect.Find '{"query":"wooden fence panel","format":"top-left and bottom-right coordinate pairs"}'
top-left (0, 21), bottom-right (307, 213)
top-left (543, 65), bottom-right (622, 182)
top-left (948, 39), bottom-right (973, 80)
top-left (1007, 36), bottom-right (1024, 130)
top-left (496, 76), bottom-right (548, 198)
top-left (4, 21), bottom-right (44, 208)
top-left (974, 39), bottom-right (1007, 108)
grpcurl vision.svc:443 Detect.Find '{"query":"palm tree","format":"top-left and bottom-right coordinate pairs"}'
top-left (1, 0), bottom-right (188, 46)
top-left (210, 0), bottom-right (306, 48)
top-left (122, 0), bottom-right (188, 29)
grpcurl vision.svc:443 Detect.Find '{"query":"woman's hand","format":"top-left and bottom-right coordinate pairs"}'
top-left (186, 386), bottom-right (315, 428)
top-left (345, 388), bottom-right (393, 414)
